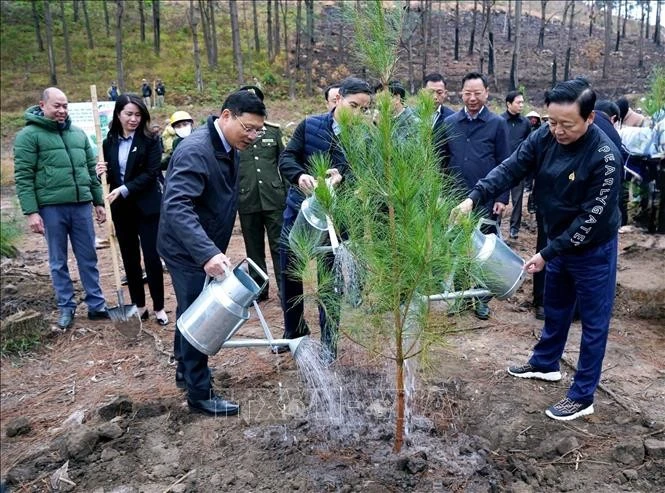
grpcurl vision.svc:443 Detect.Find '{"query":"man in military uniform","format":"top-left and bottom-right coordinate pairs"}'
top-left (237, 86), bottom-right (286, 301)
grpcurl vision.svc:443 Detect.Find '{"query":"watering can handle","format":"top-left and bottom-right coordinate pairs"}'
top-left (476, 218), bottom-right (502, 240)
top-left (202, 265), bottom-right (233, 289)
top-left (242, 258), bottom-right (270, 293)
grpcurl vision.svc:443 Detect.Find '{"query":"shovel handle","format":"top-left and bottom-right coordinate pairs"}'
top-left (90, 85), bottom-right (123, 292)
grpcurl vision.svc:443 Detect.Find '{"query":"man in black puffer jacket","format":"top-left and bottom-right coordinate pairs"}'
top-left (454, 78), bottom-right (621, 422)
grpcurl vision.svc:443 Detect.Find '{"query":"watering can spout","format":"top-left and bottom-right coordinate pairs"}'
top-left (288, 336), bottom-right (307, 357)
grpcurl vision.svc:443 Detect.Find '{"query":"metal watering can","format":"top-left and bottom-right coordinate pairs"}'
top-left (288, 181), bottom-right (339, 255)
top-left (428, 219), bottom-right (526, 303)
top-left (178, 258), bottom-right (307, 356)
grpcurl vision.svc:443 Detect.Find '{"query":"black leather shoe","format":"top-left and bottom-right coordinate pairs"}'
top-left (139, 310), bottom-right (149, 321)
top-left (58, 308), bottom-right (75, 329)
top-left (175, 371), bottom-right (186, 390)
top-left (187, 395), bottom-right (240, 416)
top-left (474, 301), bottom-right (491, 320)
top-left (87, 309), bottom-right (110, 320)
top-left (535, 305), bottom-right (545, 320)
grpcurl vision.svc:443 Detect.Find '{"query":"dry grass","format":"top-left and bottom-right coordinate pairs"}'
top-left (1, 158), bottom-right (15, 186)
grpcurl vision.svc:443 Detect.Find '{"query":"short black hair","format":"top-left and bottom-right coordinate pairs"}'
top-left (545, 76), bottom-right (596, 120)
top-left (595, 100), bottom-right (621, 121)
top-left (324, 83), bottom-right (341, 102)
top-left (462, 72), bottom-right (488, 89)
top-left (238, 85), bottom-right (265, 102)
top-left (615, 97), bottom-right (630, 122)
top-left (338, 77), bottom-right (373, 97)
top-left (423, 72), bottom-right (446, 87)
top-left (222, 90), bottom-right (267, 117)
top-left (505, 90), bottom-right (522, 105)
top-left (374, 80), bottom-right (406, 101)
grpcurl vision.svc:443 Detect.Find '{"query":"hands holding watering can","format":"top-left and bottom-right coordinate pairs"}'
top-left (204, 252), bottom-right (232, 278)
top-left (297, 168), bottom-right (342, 195)
top-left (451, 198), bottom-right (545, 274)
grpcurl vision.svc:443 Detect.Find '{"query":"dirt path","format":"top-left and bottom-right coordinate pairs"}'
top-left (1, 186), bottom-right (664, 492)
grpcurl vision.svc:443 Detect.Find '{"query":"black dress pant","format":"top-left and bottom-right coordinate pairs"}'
top-left (167, 264), bottom-right (213, 401)
top-left (112, 202), bottom-right (164, 310)
top-left (532, 209), bottom-right (547, 307)
top-left (239, 209), bottom-right (283, 297)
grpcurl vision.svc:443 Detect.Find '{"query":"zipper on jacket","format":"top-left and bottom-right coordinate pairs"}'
top-left (59, 128), bottom-right (80, 203)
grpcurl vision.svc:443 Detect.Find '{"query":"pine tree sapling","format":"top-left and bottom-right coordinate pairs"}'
top-left (288, 0), bottom-right (479, 453)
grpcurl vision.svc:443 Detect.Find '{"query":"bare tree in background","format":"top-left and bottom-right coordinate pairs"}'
top-left (487, 0), bottom-right (495, 77)
top-left (296, 0), bottom-right (302, 69)
top-left (59, 1), bottom-right (73, 74)
top-left (509, 0), bottom-right (522, 91)
top-left (208, 1), bottom-right (218, 66)
top-left (115, 0), bottom-right (125, 92)
top-left (305, 0), bottom-right (314, 96)
top-left (420, 0), bottom-right (430, 82)
top-left (229, 0), bottom-right (244, 84)
top-left (654, 0), bottom-right (661, 46)
top-left (267, 0), bottom-right (274, 62)
top-left (615, 0), bottom-right (622, 52)
top-left (103, 0), bottom-right (110, 37)
top-left (252, 0), bottom-right (260, 52)
top-left (563, 0), bottom-right (575, 80)
top-left (453, 1), bottom-right (459, 61)
top-left (468, 0), bottom-right (478, 56)
top-left (280, 0), bottom-right (296, 99)
top-left (602, 1), bottom-right (612, 79)
top-left (589, 1), bottom-right (596, 37)
top-left (139, 0), bottom-right (146, 42)
top-left (32, 1), bottom-right (44, 52)
top-left (188, 0), bottom-right (203, 91)
top-left (538, 0), bottom-right (547, 49)
top-left (638, 0), bottom-right (646, 68)
top-left (73, 0), bottom-right (79, 22)
top-left (274, 0), bottom-right (281, 56)
top-left (504, 0), bottom-right (512, 41)
top-left (82, 0), bottom-right (93, 49)
top-left (153, 0), bottom-right (160, 57)
top-left (44, 0), bottom-right (57, 86)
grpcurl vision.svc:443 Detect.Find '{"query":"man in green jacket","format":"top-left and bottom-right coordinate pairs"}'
top-left (237, 86), bottom-right (286, 301)
top-left (14, 87), bottom-right (110, 329)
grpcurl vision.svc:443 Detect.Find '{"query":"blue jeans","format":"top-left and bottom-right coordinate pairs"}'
top-left (40, 203), bottom-right (106, 311)
top-left (529, 236), bottom-right (618, 404)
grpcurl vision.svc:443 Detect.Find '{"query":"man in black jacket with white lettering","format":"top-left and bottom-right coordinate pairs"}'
top-left (454, 78), bottom-right (621, 421)
top-left (158, 91), bottom-right (266, 416)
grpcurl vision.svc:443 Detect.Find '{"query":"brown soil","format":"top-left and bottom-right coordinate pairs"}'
top-left (1, 185), bottom-right (664, 492)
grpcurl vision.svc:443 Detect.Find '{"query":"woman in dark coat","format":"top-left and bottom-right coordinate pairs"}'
top-left (96, 94), bottom-right (168, 325)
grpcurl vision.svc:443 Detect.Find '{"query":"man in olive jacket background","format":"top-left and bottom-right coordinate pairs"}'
top-left (14, 87), bottom-right (109, 329)
top-left (237, 85), bottom-right (286, 302)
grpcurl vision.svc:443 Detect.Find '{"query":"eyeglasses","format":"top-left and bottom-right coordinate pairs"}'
top-left (341, 97), bottom-right (371, 114)
top-left (234, 115), bottom-right (265, 138)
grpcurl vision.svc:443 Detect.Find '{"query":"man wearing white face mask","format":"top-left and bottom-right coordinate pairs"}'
top-left (161, 111), bottom-right (194, 169)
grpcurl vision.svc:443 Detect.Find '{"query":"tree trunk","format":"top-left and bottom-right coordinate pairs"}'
top-left (103, 0), bottom-right (110, 37)
top-left (73, 0), bottom-right (79, 22)
top-left (31, 1), bottom-right (44, 52)
top-left (274, 0), bottom-right (281, 55)
top-left (468, 0), bottom-right (478, 55)
top-left (229, 0), bottom-right (244, 85)
top-left (44, 0), bottom-right (57, 86)
top-left (252, 0), bottom-right (260, 51)
top-left (615, 0), bottom-right (621, 52)
top-left (337, 0), bottom-right (344, 57)
top-left (622, 0), bottom-right (628, 38)
top-left (420, 0), bottom-right (429, 82)
top-left (199, 0), bottom-right (212, 66)
top-left (645, 3), bottom-right (651, 40)
top-left (655, 0), bottom-right (662, 46)
top-left (115, 0), bottom-right (124, 92)
top-left (509, 0), bottom-right (521, 91)
top-left (296, 0), bottom-right (302, 69)
top-left (638, 3), bottom-right (645, 69)
top-left (602, 1), bottom-right (612, 79)
top-left (589, 2), bottom-right (595, 37)
top-left (504, 0), bottom-right (511, 41)
top-left (209, 1), bottom-right (218, 67)
top-left (59, 0), bottom-right (73, 74)
top-left (82, 0), bottom-right (93, 49)
top-left (305, 0), bottom-right (314, 96)
top-left (281, 0), bottom-right (295, 99)
top-left (484, 1), bottom-right (495, 76)
top-left (393, 356), bottom-right (405, 453)
top-left (267, 0), bottom-right (274, 62)
top-left (153, 0), bottom-right (160, 57)
top-left (139, 0), bottom-right (145, 42)
top-left (563, 1), bottom-right (575, 80)
top-left (454, 0), bottom-right (459, 61)
top-left (538, 0), bottom-right (547, 49)
top-left (189, 0), bottom-right (203, 91)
